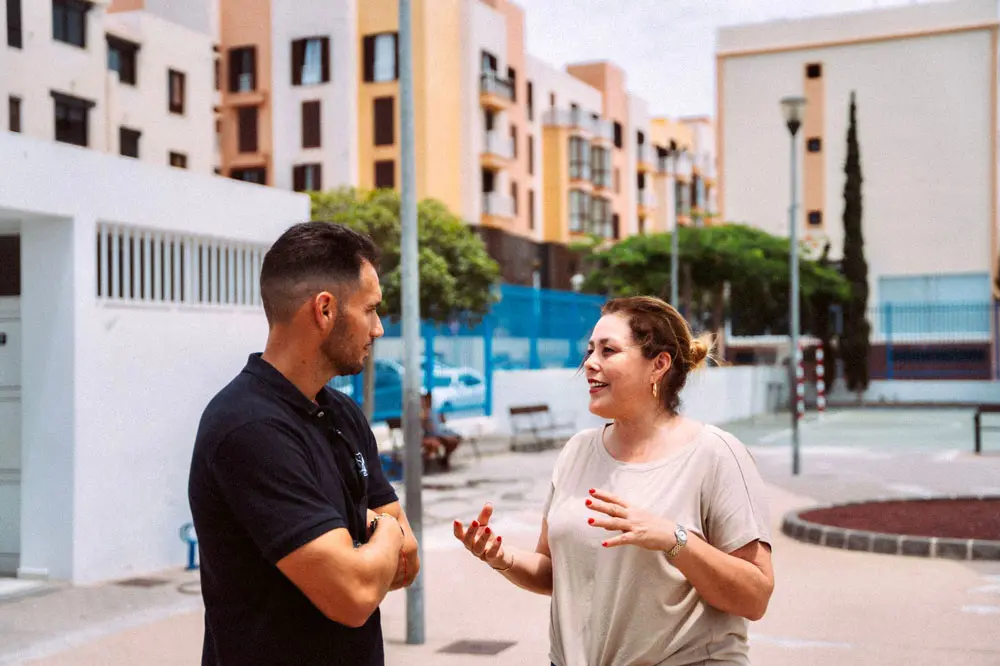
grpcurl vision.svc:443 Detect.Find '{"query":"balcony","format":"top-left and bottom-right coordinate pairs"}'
top-left (569, 160), bottom-right (592, 190)
top-left (637, 188), bottom-right (655, 215)
top-left (480, 71), bottom-right (513, 110)
top-left (482, 192), bottom-right (515, 224)
top-left (481, 131), bottom-right (514, 170)
top-left (543, 108), bottom-right (614, 143)
top-left (636, 144), bottom-right (655, 173)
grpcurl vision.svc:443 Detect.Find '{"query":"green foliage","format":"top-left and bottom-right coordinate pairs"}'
top-left (310, 187), bottom-right (501, 323)
top-left (841, 92), bottom-right (871, 392)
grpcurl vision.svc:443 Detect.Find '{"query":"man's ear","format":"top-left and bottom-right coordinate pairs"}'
top-left (314, 291), bottom-right (338, 329)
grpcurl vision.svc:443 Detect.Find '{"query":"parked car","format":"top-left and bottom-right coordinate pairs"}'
top-left (429, 367), bottom-right (486, 414)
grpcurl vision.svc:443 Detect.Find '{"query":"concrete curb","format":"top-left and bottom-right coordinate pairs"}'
top-left (781, 495), bottom-right (1000, 561)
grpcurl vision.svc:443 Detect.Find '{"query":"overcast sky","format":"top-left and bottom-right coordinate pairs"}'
top-left (522, 0), bottom-right (944, 118)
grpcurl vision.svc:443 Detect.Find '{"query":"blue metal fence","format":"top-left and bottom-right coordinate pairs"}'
top-left (330, 284), bottom-right (606, 422)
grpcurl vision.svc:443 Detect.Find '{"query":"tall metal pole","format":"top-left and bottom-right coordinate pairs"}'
top-left (789, 129), bottom-right (802, 476)
top-left (670, 151), bottom-right (680, 308)
top-left (398, 0), bottom-right (424, 644)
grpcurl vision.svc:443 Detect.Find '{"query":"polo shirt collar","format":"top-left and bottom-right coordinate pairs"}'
top-left (243, 353), bottom-right (336, 417)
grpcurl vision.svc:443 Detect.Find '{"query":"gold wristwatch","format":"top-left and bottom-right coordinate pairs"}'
top-left (665, 525), bottom-right (688, 559)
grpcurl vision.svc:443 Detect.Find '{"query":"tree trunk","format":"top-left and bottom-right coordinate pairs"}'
top-left (362, 347), bottom-right (375, 422)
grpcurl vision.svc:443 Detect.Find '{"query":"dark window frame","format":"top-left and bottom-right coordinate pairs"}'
top-left (806, 63), bottom-right (822, 79)
top-left (291, 36), bottom-right (330, 86)
top-left (808, 210), bottom-right (823, 226)
top-left (169, 151), bottom-right (188, 169)
top-left (237, 105), bottom-right (258, 153)
top-left (231, 167), bottom-right (266, 184)
top-left (51, 90), bottom-right (94, 147)
top-left (613, 122), bottom-right (623, 149)
top-left (807, 137), bottom-right (822, 153)
top-left (301, 100), bottom-right (321, 149)
top-left (168, 69), bottom-right (186, 114)
top-left (526, 80), bottom-right (533, 120)
top-left (373, 96), bottom-right (394, 146)
top-left (52, 0), bottom-right (90, 49)
top-left (293, 163), bottom-right (323, 192)
top-left (527, 134), bottom-right (534, 175)
top-left (107, 35), bottom-right (139, 86)
top-left (228, 45), bottom-right (257, 92)
top-left (8, 95), bottom-right (21, 133)
top-left (7, 0), bottom-right (23, 48)
top-left (528, 188), bottom-right (535, 230)
top-left (374, 160), bottom-right (395, 189)
top-left (363, 32), bottom-right (399, 83)
top-left (119, 126), bottom-right (140, 158)
top-left (569, 136), bottom-right (589, 180)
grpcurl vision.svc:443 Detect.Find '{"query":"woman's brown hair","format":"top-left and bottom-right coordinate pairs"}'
top-left (601, 296), bottom-right (713, 415)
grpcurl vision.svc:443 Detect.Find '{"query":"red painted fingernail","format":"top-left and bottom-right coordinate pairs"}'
top-left (471, 521), bottom-right (479, 528)
top-left (496, 536), bottom-right (502, 544)
top-left (589, 488), bottom-right (596, 494)
top-left (588, 518), bottom-right (595, 525)
top-left (585, 499), bottom-right (592, 506)
top-left (485, 527), bottom-right (491, 535)
top-left (602, 541), bottom-right (609, 547)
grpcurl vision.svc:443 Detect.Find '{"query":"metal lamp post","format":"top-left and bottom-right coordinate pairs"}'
top-left (781, 95), bottom-right (806, 476)
top-left (670, 145), bottom-right (692, 309)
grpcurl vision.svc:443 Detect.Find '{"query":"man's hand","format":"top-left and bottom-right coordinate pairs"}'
top-left (374, 502), bottom-right (420, 589)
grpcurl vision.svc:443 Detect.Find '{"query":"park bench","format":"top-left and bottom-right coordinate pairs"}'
top-left (972, 404), bottom-right (1000, 454)
top-left (508, 404), bottom-right (576, 452)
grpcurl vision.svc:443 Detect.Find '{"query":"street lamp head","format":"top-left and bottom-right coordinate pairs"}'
top-left (780, 96), bottom-right (807, 136)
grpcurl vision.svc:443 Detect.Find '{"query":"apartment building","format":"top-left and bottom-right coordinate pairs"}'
top-left (1, 0), bottom-right (214, 172)
top-left (717, 0), bottom-right (998, 311)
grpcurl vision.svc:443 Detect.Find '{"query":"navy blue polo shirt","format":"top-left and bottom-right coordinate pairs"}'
top-left (188, 353), bottom-right (398, 666)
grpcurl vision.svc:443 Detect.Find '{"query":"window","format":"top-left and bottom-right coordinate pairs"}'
top-left (569, 190), bottom-right (589, 232)
top-left (119, 126), bottom-right (140, 158)
top-left (480, 50), bottom-right (498, 75)
top-left (293, 163), bottom-right (322, 192)
top-left (231, 167), bottom-right (266, 184)
top-left (637, 130), bottom-right (645, 146)
top-left (590, 197), bottom-right (612, 238)
top-left (591, 145), bottom-right (611, 188)
top-left (527, 81), bottom-right (533, 120)
top-left (374, 160), bottom-right (395, 189)
top-left (549, 92), bottom-right (555, 108)
top-left (511, 182), bottom-right (518, 215)
top-left (7, 0), bottom-right (23, 48)
top-left (8, 96), bottom-right (21, 133)
top-left (569, 136), bottom-right (589, 180)
top-left (510, 125), bottom-right (517, 159)
top-left (228, 46), bottom-right (256, 92)
top-left (363, 33), bottom-right (398, 83)
top-left (527, 135), bottom-right (534, 175)
top-left (806, 63), bottom-right (822, 78)
top-left (637, 171), bottom-right (647, 192)
top-left (481, 168), bottom-right (495, 194)
top-left (807, 137), bottom-right (822, 153)
top-left (302, 100), bottom-right (321, 149)
top-left (614, 167), bottom-right (620, 193)
top-left (168, 69), bottom-right (185, 114)
top-left (808, 211), bottom-right (823, 226)
top-left (0, 236), bottom-right (19, 297)
top-left (507, 66), bottom-right (517, 102)
top-left (612, 213), bottom-right (620, 239)
top-left (53, 0), bottom-right (89, 48)
top-left (291, 37), bottom-right (330, 86)
top-left (613, 121), bottom-right (623, 149)
top-left (237, 106), bottom-right (258, 153)
top-left (169, 152), bottom-right (188, 169)
top-left (373, 96), bottom-right (394, 146)
top-left (528, 189), bottom-right (535, 229)
top-left (214, 56), bottom-right (220, 91)
top-left (51, 91), bottom-right (93, 146)
top-left (107, 35), bottom-right (138, 85)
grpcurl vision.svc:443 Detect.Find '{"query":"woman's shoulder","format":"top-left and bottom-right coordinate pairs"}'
top-left (694, 424), bottom-right (755, 463)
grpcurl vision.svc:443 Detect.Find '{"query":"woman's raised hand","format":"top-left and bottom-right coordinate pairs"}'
top-left (453, 502), bottom-right (512, 570)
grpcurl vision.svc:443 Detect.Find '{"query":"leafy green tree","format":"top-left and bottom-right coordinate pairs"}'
top-left (841, 92), bottom-right (871, 393)
top-left (311, 187), bottom-right (501, 416)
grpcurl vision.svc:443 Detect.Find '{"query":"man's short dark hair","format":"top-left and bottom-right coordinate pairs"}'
top-left (260, 222), bottom-right (380, 325)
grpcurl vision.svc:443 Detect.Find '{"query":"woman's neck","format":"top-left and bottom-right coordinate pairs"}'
top-left (607, 408), bottom-right (681, 462)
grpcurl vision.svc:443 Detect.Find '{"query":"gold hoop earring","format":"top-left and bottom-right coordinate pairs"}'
top-left (652, 382), bottom-right (659, 399)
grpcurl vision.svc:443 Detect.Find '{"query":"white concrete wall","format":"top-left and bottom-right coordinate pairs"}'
top-left (106, 11), bottom-right (215, 173)
top-left (2, 132), bottom-right (309, 583)
top-left (491, 365), bottom-right (785, 436)
top-left (720, 24), bottom-right (995, 302)
top-left (139, 0), bottom-right (213, 34)
top-left (831, 380), bottom-right (1000, 405)
top-left (271, 0), bottom-right (358, 191)
top-left (1, 0), bottom-right (110, 147)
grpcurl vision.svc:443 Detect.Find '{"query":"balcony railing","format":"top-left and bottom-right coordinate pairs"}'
top-left (637, 188), bottom-right (655, 209)
top-left (482, 192), bottom-right (514, 218)
top-left (483, 131), bottom-right (514, 160)
top-left (569, 160), bottom-right (591, 182)
top-left (480, 71), bottom-right (514, 100)
top-left (543, 107), bottom-right (613, 140)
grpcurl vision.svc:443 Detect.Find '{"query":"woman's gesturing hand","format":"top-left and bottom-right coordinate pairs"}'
top-left (585, 488), bottom-right (679, 551)
top-left (453, 502), bottom-right (513, 571)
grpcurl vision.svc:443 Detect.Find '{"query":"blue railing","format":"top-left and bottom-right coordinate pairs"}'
top-left (330, 284), bottom-right (606, 422)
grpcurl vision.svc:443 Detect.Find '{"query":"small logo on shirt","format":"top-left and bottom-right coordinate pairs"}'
top-left (355, 452), bottom-right (369, 478)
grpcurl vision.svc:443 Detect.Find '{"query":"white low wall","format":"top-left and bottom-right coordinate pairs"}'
top-left (831, 380), bottom-right (1000, 405)
top-left (491, 365), bottom-right (786, 436)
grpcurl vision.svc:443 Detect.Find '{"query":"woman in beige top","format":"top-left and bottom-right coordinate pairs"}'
top-left (454, 296), bottom-right (775, 666)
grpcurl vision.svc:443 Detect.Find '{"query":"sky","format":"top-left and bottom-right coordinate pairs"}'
top-left (522, 0), bottom-right (943, 118)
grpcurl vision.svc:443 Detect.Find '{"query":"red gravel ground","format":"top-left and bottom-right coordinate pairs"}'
top-left (800, 498), bottom-right (1000, 540)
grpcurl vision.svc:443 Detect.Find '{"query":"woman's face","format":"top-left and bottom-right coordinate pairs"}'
top-left (584, 313), bottom-right (665, 420)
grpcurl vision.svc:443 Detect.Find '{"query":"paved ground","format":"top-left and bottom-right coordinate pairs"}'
top-left (2, 407), bottom-right (1000, 665)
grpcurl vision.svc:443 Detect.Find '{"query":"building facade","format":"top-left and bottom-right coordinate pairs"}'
top-left (717, 0), bottom-right (998, 309)
top-left (1, 0), bottom-right (215, 172)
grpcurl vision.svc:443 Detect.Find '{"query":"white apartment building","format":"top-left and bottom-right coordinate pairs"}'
top-left (717, 0), bottom-right (999, 311)
top-left (1, 0), bottom-right (215, 173)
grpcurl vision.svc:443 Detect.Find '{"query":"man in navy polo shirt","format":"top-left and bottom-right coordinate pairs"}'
top-left (188, 222), bottom-right (419, 666)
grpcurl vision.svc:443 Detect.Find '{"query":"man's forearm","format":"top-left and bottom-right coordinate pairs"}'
top-left (355, 525), bottom-right (404, 608)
